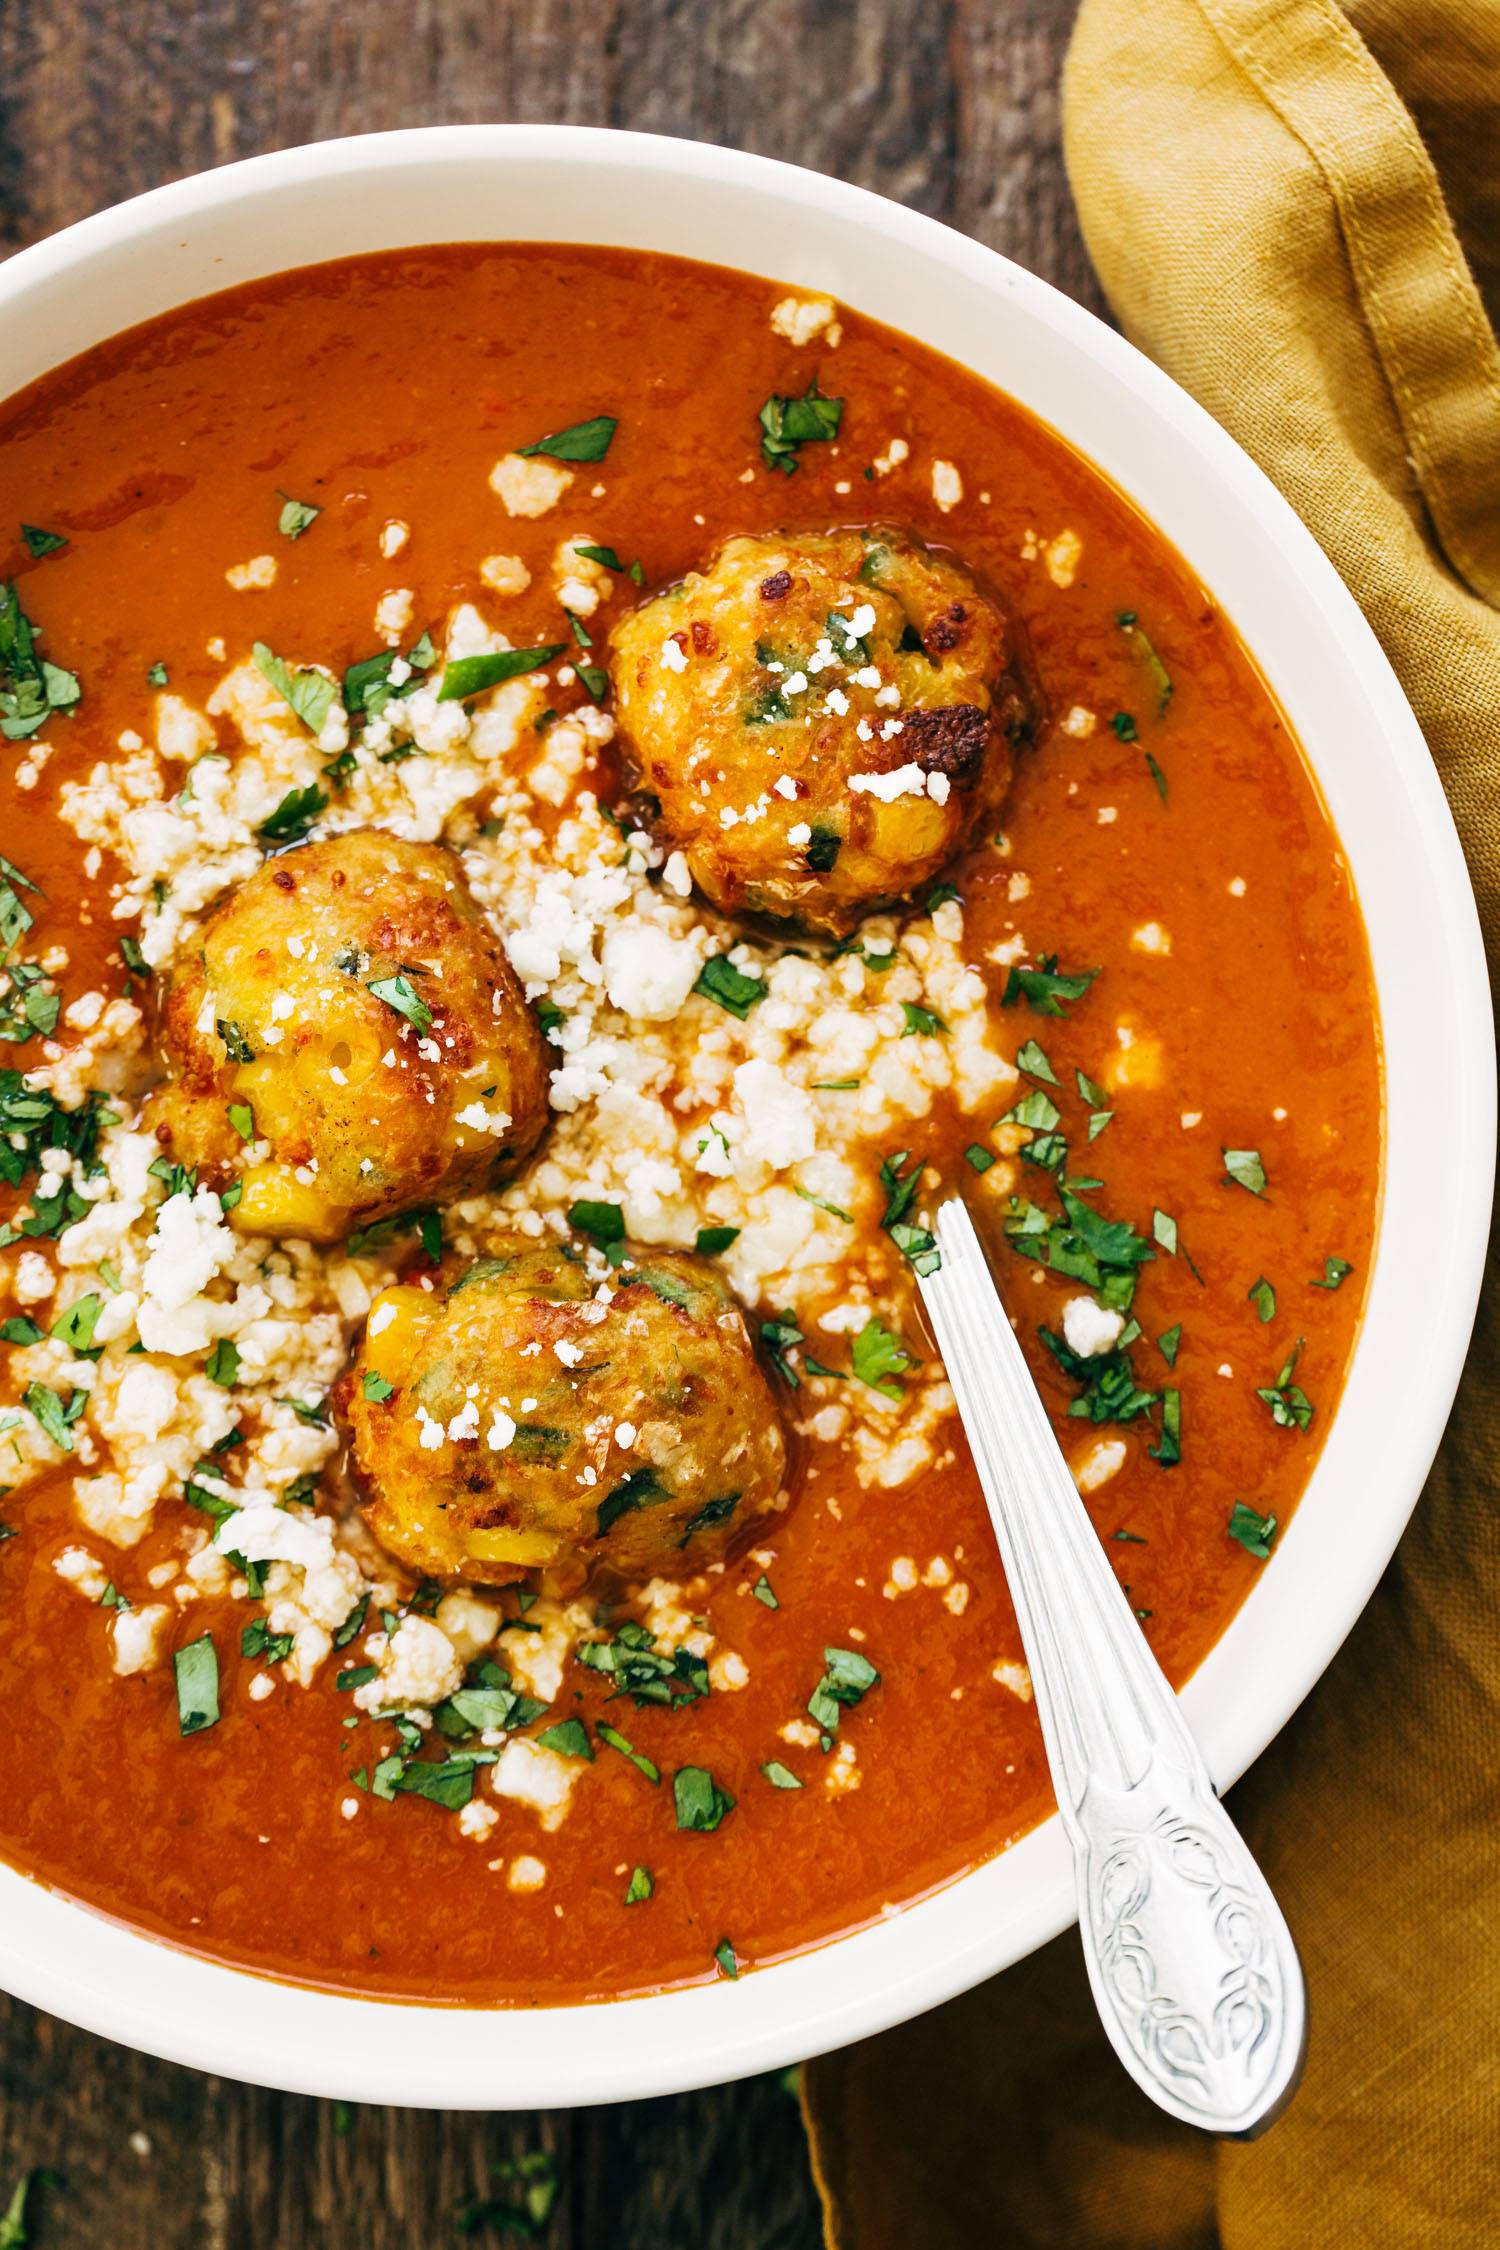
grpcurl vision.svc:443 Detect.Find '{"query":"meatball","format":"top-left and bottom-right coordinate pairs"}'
top-left (343, 1241), bottom-right (789, 1592)
top-left (610, 526), bottom-right (1038, 936)
top-left (148, 833), bottom-right (549, 1243)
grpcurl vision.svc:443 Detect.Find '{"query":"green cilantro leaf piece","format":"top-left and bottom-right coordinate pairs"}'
top-left (808, 1646), bottom-right (880, 1735)
top-left (518, 414), bottom-right (617, 462)
top-left (758, 381), bottom-right (844, 473)
top-left (1157, 1323), bottom-right (1182, 1367)
top-left (1015, 1038), bottom-right (1059, 1084)
top-left (761, 1760), bottom-right (803, 1790)
top-left (535, 1718), bottom-right (593, 1761)
top-left (252, 641), bottom-right (337, 736)
top-left (694, 1224), bottom-right (740, 1254)
top-left (257, 784), bottom-right (327, 845)
top-left (1257, 1339), bottom-right (1314, 1431)
top-left (624, 1865), bottom-right (654, 1904)
top-left (175, 1633), bottom-right (220, 1735)
top-left (1228, 1501), bottom-right (1278, 1559)
top-left (227, 1100), bottom-right (255, 1141)
top-left (1144, 751), bottom-right (1169, 803)
top-left (1117, 610), bottom-right (1174, 715)
top-left (694, 955), bottom-right (765, 1019)
top-left (362, 1371), bottom-right (394, 1403)
top-left (900, 1000), bottom-right (947, 1038)
top-left (21, 525), bottom-right (67, 558)
top-left (752, 1573), bottom-right (779, 1609)
top-left (674, 1765), bottom-right (736, 1832)
top-left (568, 1198), bottom-right (625, 1247)
top-left (1312, 1257), bottom-right (1354, 1290)
top-left (1248, 1276), bottom-right (1276, 1322)
top-left (1002, 957), bottom-right (1101, 1018)
top-left (714, 1938), bottom-right (740, 1979)
top-left (1223, 1147), bottom-right (1267, 1196)
top-left (851, 1317), bottom-right (912, 1403)
top-left (205, 1339), bottom-right (240, 1388)
top-left (964, 1142), bottom-right (996, 1173)
top-left (367, 972), bottom-right (432, 1035)
top-left (597, 1722), bottom-right (660, 1783)
top-left (276, 494), bottom-right (321, 539)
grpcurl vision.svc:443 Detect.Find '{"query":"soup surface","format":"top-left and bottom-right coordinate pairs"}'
top-left (0, 247), bottom-right (1381, 2003)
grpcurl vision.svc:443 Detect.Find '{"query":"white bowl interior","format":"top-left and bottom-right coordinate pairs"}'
top-left (0, 127), bottom-right (1491, 2108)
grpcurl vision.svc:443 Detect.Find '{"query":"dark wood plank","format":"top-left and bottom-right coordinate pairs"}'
top-left (0, 1), bottom-right (1094, 2242)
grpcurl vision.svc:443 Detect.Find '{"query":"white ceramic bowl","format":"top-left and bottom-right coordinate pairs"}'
top-left (1, 126), bottom-right (1491, 2109)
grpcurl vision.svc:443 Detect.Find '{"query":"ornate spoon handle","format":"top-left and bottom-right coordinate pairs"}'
top-left (918, 1198), bottom-right (1306, 2136)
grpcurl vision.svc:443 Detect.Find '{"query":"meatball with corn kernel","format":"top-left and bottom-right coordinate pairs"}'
top-left (610, 526), bottom-right (1037, 937)
top-left (343, 1241), bottom-right (789, 1594)
top-left (147, 832), bottom-right (549, 1243)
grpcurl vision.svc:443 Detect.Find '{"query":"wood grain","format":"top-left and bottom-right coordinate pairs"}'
top-left (0, 2), bottom-right (1097, 2241)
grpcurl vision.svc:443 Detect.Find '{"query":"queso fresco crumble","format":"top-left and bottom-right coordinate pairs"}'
top-left (0, 247), bottom-right (1378, 2002)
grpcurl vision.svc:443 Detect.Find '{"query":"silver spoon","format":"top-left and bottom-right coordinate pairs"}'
top-left (916, 1196), bottom-right (1306, 2136)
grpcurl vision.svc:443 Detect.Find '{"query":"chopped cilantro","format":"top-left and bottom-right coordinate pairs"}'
top-left (216, 1016), bottom-right (256, 1065)
top-left (1111, 711), bottom-right (1138, 741)
top-left (362, 1370), bottom-right (394, 1403)
top-left (568, 1198), bottom-right (625, 1248)
top-left (518, 414), bottom-right (617, 462)
top-left (964, 1142), bottom-right (996, 1174)
top-left (900, 1000), bottom-right (947, 1038)
top-left (535, 1718), bottom-right (593, 1761)
top-left (624, 1865), bottom-right (654, 1904)
top-left (1015, 1038), bottom-right (1058, 1084)
top-left (1002, 956), bottom-right (1100, 1018)
top-left (1223, 1147), bottom-right (1267, 1197)
top-left (760, 1311), bottom-right (804, 1387)
top-left (694, 1224), bottom-right (740, 1254)
top-left (805, 827), bottom-right (842, 872)
top-left (1144, 752), bottom-right (1169, 803)
top-left (21, 524), bottom-right (67, 558)
top-left (50, 1294), bottom-right (101, 1352)
top-left (23, 1382), bottom-right (83, 1451)
top-left (679, 1491), bottom-right (741, 1546)
top-left (1006, 1088), bottom-right (1061, 1133)
top-left (1248, 1276), bottom-right (1276, 1322)
top-left (276, 494), bottom-right (321, 539)
top-left (758, 381), bottom-right (844, 473)
top-left (1153, 1209), bottom-right (1178, 1255)
top-left (761, 1760), bottom-right (802, 1790)
top-left (174, 1633), bottom-right (220, 1736)
top-left (1157, 1323), bottom-right (1182, 1367)
top-left (851, 1317), bottom-right (912, 1403)
top-left (367, 972), bottom-right (432, 1035)
top-left (1117, 611), bottom-right (1173, 715)
top-left (257, 784), bottom-right (327, 844)
top-left (752, 1573), bottom-right (779, 1609)
top-left (1228, 1501), bottom-right (1278, 1559)
top-left (576, 1619), bottom-right (709, 1708)
top-left (877, 1148), bottom-right (940, 1276)
top-left (793, 1183), bottom-right (851, 1222)
top-left (808, 1646), bottom-right (880, 1735)
top-left (1312, 1257), bottom-right (1354, 1290)
top-left (0, 580), bottom-right (80, 741)
top-left (205, 1339), bottom-right (240, 1388)
top-left (674, 1765), bottom-right (736, 1832)
top-left (227, 1100), bottom-right (255, 1141)
top-left (252, 641), bottom-right (336, 736)
top-left (597, 1722), bottom-right (660, 1783)
top-left (713, 1938), bottom-right (740, 1980)
top-left (147, 661), bottom-right (169, 687)
top-left (694, 955), bottom-right (765, 1018)
top-left (1149, 1387), bottom-right (1181, 1466)
top-left (1257, 1340), bottom-right (1313, 1431)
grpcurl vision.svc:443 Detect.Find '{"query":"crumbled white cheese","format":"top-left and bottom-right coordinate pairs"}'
top-left (489, 453), bottom-right (572, 517)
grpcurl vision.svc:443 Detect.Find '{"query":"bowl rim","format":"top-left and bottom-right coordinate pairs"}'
top-left (0, 121), bottom-right (1492, 2110)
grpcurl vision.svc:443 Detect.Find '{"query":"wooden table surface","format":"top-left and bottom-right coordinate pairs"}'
top-left (0, 3), bottom-right (1101, 2241)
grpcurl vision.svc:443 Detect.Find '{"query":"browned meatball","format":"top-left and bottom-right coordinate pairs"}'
top-left (610, 525), bottom-right (1037, 936)
top-left (147, 833), bottom-right (549, 1242)
top-left (343, 1241), bottom-right (789, 1594)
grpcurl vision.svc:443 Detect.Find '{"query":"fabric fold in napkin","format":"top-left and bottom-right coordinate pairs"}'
top-left (802, 2), bottom-right (1500, 2240)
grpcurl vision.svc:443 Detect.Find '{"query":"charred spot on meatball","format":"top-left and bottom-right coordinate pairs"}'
top-left (609, 525), bottom-right (1038, 937)
top-left (342, 1242), bottom-right (790, 1594)
top-left (145, 832), bottom-right (550, 1243)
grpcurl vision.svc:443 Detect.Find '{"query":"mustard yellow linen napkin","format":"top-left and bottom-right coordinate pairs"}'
top-left (803, 4), bottom-right (1500, 2239)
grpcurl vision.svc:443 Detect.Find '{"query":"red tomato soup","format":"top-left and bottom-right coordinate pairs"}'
top-left (0, 248), bottom-right (1380, 2003)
